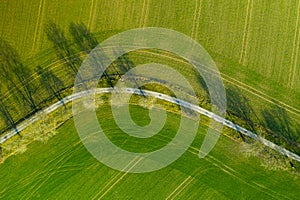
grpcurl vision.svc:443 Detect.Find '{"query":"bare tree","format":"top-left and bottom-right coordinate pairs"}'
top-left (45, 22), bottom-right (81, 76)
top-left (262, 105), bottom-right (299, 148)
top-left (36, 66), bottom-right (66, 107)
top-left (0, 86), bottom-right (19, 135)
top-left (226, 87), bottom-right (258, 142)
top-left (69, 22), bottom-right (98, 53)
top-left (0, 39), bottom-right (37, 112)
top-left (44, 22), bottom-right (89, 90)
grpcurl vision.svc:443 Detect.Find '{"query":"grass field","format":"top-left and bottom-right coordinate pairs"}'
top-left (0, 104), bottom-right (299, 199)
top-left (1, 0), bottom-right (300, 199)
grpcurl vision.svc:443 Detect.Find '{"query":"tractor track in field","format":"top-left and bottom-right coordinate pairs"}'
top-left (289, 0), bottom-right (300, 87)
top-left (153, 135), bottom-right (290, 199)
top-left (139, 0), bottom-right (150, 28)
top-left (95, 133), bottom-right (288, 199)
top-left (240, 0), bottom-right (254, 66)
top-left (187, 147), bottom-right (289, 200)
top-left (92, 157), bottom-right (143, 200)
top-left (88, 0), bottom-right (98, 31)
top-left (31, 0), bottom-right (46, 53)
top-left (191, 0), bottom-right (202, 41)
top-left (166, 176), bottom-right (193, 200)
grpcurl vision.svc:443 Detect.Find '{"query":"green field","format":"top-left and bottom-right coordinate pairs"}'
top-left (1, 0), bottom-right (299, 130)
top-left (1, 0), bottom-right (300, 199)
top-left (0, 104), bottom-right (299, 199)
top-left (1, 0), bottom-right (300, 89)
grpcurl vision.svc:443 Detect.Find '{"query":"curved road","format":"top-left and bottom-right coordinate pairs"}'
top-left (0, 87), bottom-right (299, 163)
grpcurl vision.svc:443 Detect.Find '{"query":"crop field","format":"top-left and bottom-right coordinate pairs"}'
top-left (0, 104), bottom-right (299, 199)
top-left (1, 0), bottom-right (300, 199)
top-left (1, 0), bottom-right (300, 88)
top-left (1, 0), bottom-right (299, 118)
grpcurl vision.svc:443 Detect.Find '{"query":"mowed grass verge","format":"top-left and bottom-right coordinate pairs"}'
top-left (0, 104), bottom-right (299, 199)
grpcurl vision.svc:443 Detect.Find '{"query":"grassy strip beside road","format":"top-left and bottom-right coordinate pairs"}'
top-left (2, 87), bottom-right (300, 164)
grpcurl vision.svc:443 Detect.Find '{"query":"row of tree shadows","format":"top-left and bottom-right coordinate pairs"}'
top-left (0, 22), bottom-right (129, 135)
top-left (227, 87), bottom-right (300, 152)
top-left (0, 22), bottom-right (299, 161)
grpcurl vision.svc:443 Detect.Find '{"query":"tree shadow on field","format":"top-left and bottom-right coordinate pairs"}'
top-left (196, 75), bottom-right (209, 100)
top-left (226, 86), bottom-right (259, 141)
top-left (69, 22), bottom-right (98, 53)
top-left (0, 39), bottom-right (38, 113)
top-left (261, 105), bottom-right (300, 150)
top-left (0, 39), bottom-right (41, 135)
top-left (36, 66), bottom-right (66, 108)
top-left (45, 22), bottom-right (82, 77)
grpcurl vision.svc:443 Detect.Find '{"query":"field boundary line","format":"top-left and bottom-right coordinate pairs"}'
top-left (166, 176), bottom-right (193, 200)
